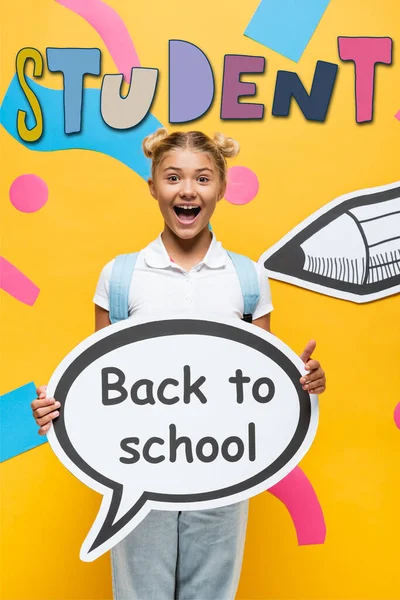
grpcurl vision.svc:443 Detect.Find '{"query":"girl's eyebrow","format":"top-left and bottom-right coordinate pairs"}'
top-left (163, 166), bottom-right (213, 172)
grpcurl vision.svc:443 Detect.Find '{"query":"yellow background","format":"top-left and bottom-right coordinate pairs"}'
top-left (1, 0), bottom-right (399, 598)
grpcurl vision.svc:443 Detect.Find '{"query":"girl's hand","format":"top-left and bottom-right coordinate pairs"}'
top-left (299, 341), bottom-right (326, 395)
top-left (31, 385), bottom-right (61, 435)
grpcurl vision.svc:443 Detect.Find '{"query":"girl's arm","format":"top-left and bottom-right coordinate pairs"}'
top-left (252, 313), bottom-right (271, 333)
top-left (95, 304), bottom-right (111, 331)
top-left (32, 305), bottom-right (112, 435)
top-left (254, 313), bottom-right (325, 394)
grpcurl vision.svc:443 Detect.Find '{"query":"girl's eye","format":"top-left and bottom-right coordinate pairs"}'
top-left (198, 176), bottom-right (209, 183)
top-left (167, 175), bottom-right (179, 182)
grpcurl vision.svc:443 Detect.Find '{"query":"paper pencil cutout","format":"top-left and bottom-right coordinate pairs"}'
top-left (259, 181), bottom-right (400, 303)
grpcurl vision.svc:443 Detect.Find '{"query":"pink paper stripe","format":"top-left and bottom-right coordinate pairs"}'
top-left (0, 257), bottom-right (40, 306)
top-left (268, 466), bottom-right (326, 545)
top-left (395, 110), bottom-right (400, 121)
top-left (394, 403), bottom-right (400, 429)
top-left (55, 0), bottom-right (140, 81)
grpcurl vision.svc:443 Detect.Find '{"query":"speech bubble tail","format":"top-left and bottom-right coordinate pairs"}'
top-left (79, 488), bottom-right (151, 562)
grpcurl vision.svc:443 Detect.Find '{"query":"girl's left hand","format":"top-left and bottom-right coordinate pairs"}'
top-left (299, 340), bottom-right (326, 395)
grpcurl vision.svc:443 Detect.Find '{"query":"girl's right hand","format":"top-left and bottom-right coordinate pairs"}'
top-left (31, 386), bottom-right (61, 435)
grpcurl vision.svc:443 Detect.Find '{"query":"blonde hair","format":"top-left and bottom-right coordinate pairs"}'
top-left (142, 129), bottom-right (240, 185)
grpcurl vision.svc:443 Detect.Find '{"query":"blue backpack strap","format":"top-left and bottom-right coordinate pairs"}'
top-left (109, 253), bottom-right (139, 324)
top-left (227, 251), bottom-right (260, 323)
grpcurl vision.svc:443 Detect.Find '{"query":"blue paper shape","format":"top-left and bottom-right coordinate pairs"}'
top-left (46, 48), bottom-right (101, 134)
top-left (0, 74), bottom-right (163, 181)
top-left (244, 0), bottom-right (332, 62)
top-left (0, 382), bottom-right (47, 462)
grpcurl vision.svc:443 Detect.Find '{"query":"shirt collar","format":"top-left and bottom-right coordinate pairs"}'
top-left (144, 233), bottom-right (227, 270)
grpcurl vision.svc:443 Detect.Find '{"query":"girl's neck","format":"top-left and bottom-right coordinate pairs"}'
top-left (161, 225), bottom-right (212, 271)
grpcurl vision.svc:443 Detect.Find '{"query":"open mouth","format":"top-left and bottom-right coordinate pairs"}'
top-left (173, 205), bottom-right (201, 224)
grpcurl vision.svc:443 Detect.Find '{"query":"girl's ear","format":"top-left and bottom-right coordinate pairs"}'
top-left (217, 182), bottom-right (227, 202)
top-left (148, 178), bottom-right (158, 200)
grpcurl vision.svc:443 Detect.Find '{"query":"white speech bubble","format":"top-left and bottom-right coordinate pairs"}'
top-left (47, 314), bottom-right (318, 561)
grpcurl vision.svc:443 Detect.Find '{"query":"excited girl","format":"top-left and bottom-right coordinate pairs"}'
top-left (32, 128), bottom-right (326, 600)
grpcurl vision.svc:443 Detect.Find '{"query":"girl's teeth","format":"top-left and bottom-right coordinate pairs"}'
top-left (173, 205), bottom-right (201, 223)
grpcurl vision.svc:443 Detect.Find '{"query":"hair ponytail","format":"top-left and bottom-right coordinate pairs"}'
top-left (213, 132), bottom-right (240, 158)
top-left (142, 128), bottom-right (169, 158)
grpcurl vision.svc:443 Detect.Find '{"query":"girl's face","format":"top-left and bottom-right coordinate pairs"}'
top-left (148, 149), bottom-right (225, 239)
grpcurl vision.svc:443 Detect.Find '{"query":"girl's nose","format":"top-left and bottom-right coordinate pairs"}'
top-left (179, 180), bottom-right (197, 198)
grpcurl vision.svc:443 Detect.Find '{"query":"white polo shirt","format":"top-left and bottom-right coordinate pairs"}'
top-left (93, 234), bottom-right (273, 321)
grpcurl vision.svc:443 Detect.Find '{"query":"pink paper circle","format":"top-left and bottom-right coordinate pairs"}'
top-left (9, 174), bottom-right (48, 213)
top-left (394, 403), bottom-right (400, 429)
top-left (225, 166), bottom-right (259, 206)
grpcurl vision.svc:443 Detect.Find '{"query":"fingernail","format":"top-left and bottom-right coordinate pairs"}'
top-left (55, 401), bottom-right (61, 408)
top-left (54, 411), bottom-right (59, 417)
top-left (300, 378), bottom-right (305, 384)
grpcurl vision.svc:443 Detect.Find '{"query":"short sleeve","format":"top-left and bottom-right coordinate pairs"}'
top-left (93, 259), bottom-right (115, 311)
top-left (252, 261), bottom-right (273, 320)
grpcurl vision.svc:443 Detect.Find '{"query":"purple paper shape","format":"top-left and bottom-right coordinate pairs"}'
top-left (221, 55), bottom-right (265, 119)
top-left (169, 40), bottom-right (214, 123)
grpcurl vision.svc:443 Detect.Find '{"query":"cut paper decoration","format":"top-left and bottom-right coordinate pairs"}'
top-left (225, 166), bottom-right (259, 205)
top-left (269, 465), bottom-right (326, 545)
top-left (221, 55), bottom-right (265, 120)
top-left (0, 382), bottom-right (46, 462)
top-left (259, 181), bottom-right (400, 303)
top-left (244, 0), bottom-right (332, 63)
top-left (55, 0), bottom-right (141, 82)
top-left (272, 60), bottom-right (338, 122)
top-left (395, 110), bottom-right (400, 121)
top-left (0, 74), bottom-right (162, 181)
top-left (0, 257), bottom-right (40, 305)
top-left (46, 315), bottom-right (318, 561)
top-left (46, 48), bottom-right (101, 135)
top-left (9, 174), bottom-right (48, 213)
top-left (394, 403), bottom-right (400, 430)
top-left (16, 48), bottom-right (44, 143)
top-left (101, 68), bottom-right (159, 130)
top-left (169, 40), bottom-right (214, 123)
top-left (338, 37), bottom-right (393, 124)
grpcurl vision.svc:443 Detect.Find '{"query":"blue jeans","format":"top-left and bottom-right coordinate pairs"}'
top-left (111, 501), bottom-right (249, 600)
